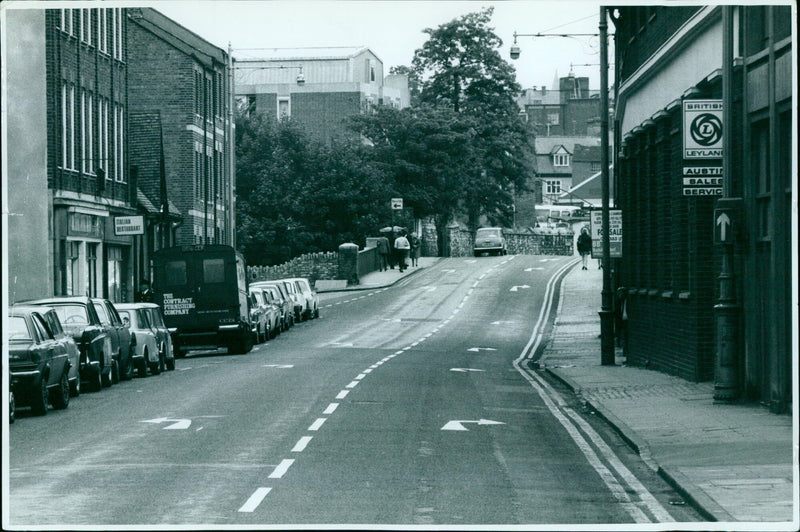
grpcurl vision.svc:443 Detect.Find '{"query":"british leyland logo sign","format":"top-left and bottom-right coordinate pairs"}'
top-left (683, 100), bottom-right (723, 159)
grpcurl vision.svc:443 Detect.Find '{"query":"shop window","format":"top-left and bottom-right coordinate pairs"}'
top-left (66, 241), bottom-right (81, 296)
top-left (87, 243), bottom-right (98, 297)
top-left (107, 245), bottom-right (123, 302)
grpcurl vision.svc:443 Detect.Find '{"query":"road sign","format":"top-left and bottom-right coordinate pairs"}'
top-left (590, 209), bottom-right (622, 258)
top-left (714, 198), bottom-right (742, 244)
top-left (683, 100), bottom-right (723, 159)
top-left (391, 197), bottom-right (403, 210)
top-left (683, 166), bottom-right (723, 196)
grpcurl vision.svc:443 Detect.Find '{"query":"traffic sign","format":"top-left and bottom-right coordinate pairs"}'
top-left (683, 100), bottom-right (723, 159)
top-left (714, 198), bottom-right (742, 244)
top-left (391, 197), bottom-right (403, 210)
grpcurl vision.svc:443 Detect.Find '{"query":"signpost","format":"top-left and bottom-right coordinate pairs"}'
top-left (590, 209), bottom-right (622, 258)
top-left (683, 99), bottom-right (723, 159)
top-left (390, 198), bottom-right (403, 210)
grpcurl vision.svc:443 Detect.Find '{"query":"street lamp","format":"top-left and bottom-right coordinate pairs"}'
top-left (510, 14), bottom-right (614, 365)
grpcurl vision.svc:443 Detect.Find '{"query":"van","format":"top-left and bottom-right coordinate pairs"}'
top-left (152, 245), bottom-right (253, 356)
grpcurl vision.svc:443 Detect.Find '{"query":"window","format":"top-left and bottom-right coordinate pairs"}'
top-left (98, 98), bottom-right (109, 178)
top-left (61, 83), bottom-right (77, 170)
top-left (553, 153), bottom-right (570, 167)
top-left (107, 246), bottom-right (123, 302)
top-left (165, 261), bottom-right (187, 286)
top-left (546, 180), bottom-right (562, 194)
top-left (87, 243), bottom-right (98, 297)
top-left (111, 8), bottom-right (123, 60)
top-left (547, 112), bottom-right (560, 125)
top-left (87, 92), bottom-right (94, 173)
top-left (591, 161), bottom-right (601, 172)
top-left (97, 8), bottom-right (108, 53)
top-left (278, 97), bottom-right (290, 119)
top-left (93, 300), bottom-right (110, 325)
top-left (60, 9), bottom-right (74, 36)
top-left (66, 241), bottom-right (81, 296)
top-left (113, 103), bottom-right (125, 182)
top-left (203, 258), bottom-right (225, 283)
top-left (80, 9), bottom-right (92, 44)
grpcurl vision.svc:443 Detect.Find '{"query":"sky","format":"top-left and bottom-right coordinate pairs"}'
top-left (153, 0), bottom-right (610, 91)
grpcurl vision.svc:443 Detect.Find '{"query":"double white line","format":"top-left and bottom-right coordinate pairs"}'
top-left (513, 258), bottom-right (674, 524)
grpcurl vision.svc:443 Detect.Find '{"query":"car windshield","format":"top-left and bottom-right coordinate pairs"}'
top-left (148, 309), bottom-right (165, 327)
top-left (477, 229), bottom-right (501, 238)
top-left (52, 304), bottom-right (89, 326)
top-left (8, 316), bottom-right (32, 341)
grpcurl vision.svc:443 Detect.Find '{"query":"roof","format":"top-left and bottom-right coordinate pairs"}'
top-left (130, 8), bottom-right (228, 69)
top-left (535, 136), bottom-right (600, 154)
top-left (234, 46), bottom-right (374, 62)
top-left (137, 189), bottom-right (181, 218)
top-left (573, 144), bottom-right (601, 162)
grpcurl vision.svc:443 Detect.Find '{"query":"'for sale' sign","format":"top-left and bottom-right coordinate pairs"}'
top-left (683, 100), bottom-right (723, 159)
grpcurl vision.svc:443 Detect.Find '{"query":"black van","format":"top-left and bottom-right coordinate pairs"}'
top-left (152, 245), bottom-right (253, 356)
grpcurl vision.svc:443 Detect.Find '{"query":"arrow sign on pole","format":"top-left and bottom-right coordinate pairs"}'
top-left (141, 417), bottom-right (192, 430)
top-left (441, 419), bottom-right (505, 431)
top-left (509, 285), bottom-right (530, 292)
top-left (450, 368), bottom-right (486, 373)
top-left (716, 212), bottom-right (730, 242)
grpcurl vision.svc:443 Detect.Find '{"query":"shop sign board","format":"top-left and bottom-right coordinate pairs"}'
top-left (590, 209), bottom-right (622, 259)
top-left (683, 166), bottom-right (723, 196)
top-left (114, 215), bottom-right (144, 235)
top-left (683, 99), bottom-right (723, 159)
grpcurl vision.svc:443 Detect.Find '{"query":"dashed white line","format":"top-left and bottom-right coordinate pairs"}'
top-left (346, 381), bottom-right (360, 389)
top-left (323, 403), bottom-right (339, 415)
top-left (292, 436), bottom-right (313, 452)
top-left (336, 390), bottom-right (350, 399)
top-left (238, 487), bottom-right (272, 512)
top-left (308, 418), bottom-right (327, 431)
top-left (355, 373), bottom-right (366, 380)
top-left (269, 459), bottom-right (294, 479)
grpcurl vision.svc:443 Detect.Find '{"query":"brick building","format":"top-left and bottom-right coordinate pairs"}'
top-left (5, 6), bottom-right (137, 303)
top-left (612, 6), bottom-right (793, 411)
top-left (127, 7), bottom-right (235, 261)
top-left (234, 46), bottom-right (409, 143)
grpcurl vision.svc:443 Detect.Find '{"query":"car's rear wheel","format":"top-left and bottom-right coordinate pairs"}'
top-left (31, 376), bottom-right (49, 416)
top-left (121, 351), bottom-right (134, 380)
top-left (50, 370), bottom-right (70, 410)
top-left (110, 356), bottom-right (120, 385)
top-left (102, 363), bottom-right (113, 388)
top-left (166, 357), bottom-right (175, 371)
top-left (69, 374), bottom-right (81, 397)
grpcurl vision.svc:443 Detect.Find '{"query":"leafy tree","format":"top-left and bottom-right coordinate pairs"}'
top-left (410, 7), bottom-right (532, 230)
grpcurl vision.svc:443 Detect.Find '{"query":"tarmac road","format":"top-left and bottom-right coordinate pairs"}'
top-left (6, 255), bottom-right (702, 527)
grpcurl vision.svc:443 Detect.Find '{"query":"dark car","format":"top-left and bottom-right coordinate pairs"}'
top-left (251, 281), bottom-right (294, 331)
top-left (473, 227), bottom-right (507, 256)
top-left (92, 298), bottom-right (135, 383)
top-left (27, 296), bottom-right (114, 392)
top-left (8, 305), bottom-right (72, 415)
top-left (38, 306), bottom-right (82, 396)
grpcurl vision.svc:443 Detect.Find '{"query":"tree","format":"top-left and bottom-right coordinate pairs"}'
top-left (411, 7), bottom-right (532, 230)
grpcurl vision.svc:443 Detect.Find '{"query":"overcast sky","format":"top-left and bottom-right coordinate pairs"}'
top-left (153, 0), bottom-right (610, 91)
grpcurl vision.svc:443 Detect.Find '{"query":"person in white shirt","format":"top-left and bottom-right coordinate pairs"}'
top-left (394, 231), bottom-right (411, 272)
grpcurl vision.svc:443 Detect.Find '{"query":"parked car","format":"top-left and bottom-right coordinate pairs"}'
top-left (8, 305), bottom-right (72, 415)
top-left (27, 296), bottom-right (114, 392)
top-left (248, 288), bottom-right (270, 344)
top-left (253, 282), bottom-right (294, 332)
top-left (285, 277), bottom-right (319, 320)
top-left (137, 303), bottom-right (176, 371)
top-left (259, 287), bottom-right (283, 338)
top-left (473, 227), bottom-right (507, 256)
top-left (92, 298), bottom-right (135, 383)
top-left (279, 279), bottom-right (305, 322)
top-left (115, 303), bottom-right (161, 377)
top-left (37, 306), bottom-right (82, 396)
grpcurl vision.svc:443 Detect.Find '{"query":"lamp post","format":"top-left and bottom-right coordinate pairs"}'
top-left (510, 15), bottom-right (614, 365)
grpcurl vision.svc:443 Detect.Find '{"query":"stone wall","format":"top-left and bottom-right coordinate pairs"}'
top-left (445, 225), bottom-right (574, 257)
top-left (247, 251), bottom-right (338, 284)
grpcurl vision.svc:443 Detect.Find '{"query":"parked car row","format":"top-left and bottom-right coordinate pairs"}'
top-left (247, 278), bottom-right (320, 345)
top-left (7, 298), bottom-right (175, 422)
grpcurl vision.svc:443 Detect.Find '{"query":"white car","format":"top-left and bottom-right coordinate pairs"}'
top-left (282, 277), bottom-right (319, 320)
top-left (115, 303), bottom-right (161, 377)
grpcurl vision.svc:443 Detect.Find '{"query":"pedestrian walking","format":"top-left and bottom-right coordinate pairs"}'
top-left (376, 236), bottom-right (390, 271)
top-left (577, 227), bottom-right (592, 270)
top-left (409, 232), bottom-right (421, 267)
top-left (394, 231), bottom-right (411, 272)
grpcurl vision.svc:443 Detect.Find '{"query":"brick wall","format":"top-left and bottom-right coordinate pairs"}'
top-left (445, 225), bottom-right (574, 257)
top-left (247, 251), bottom-right (339, 285)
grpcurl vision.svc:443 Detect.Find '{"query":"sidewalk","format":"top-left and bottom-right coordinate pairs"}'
top-left (542, 264), bottom-right (797, 525)
top-left (316, 256), bottom-right (441, 294)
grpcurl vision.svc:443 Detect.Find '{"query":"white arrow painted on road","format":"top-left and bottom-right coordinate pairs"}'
top-left (491, 320), bottom-right (515, 325)
top-left (450, 368), bottom-right (486, 373)
top-left (263, 364), bottom-right (294, 368)
top-left (509, 285), bottom-right (531, 292)
top-left (141, 417), bottom-right (192, 430)
top-left (441, 419), bottom-right (505, 431)
top-left (467, 347), bottom-right (497, 352)
top-left (328, 342), bottom-right (354, 347)
top-left (525, 267), bottom-right (544, 271)
top-left (441, 269), bottom-right (456, 273)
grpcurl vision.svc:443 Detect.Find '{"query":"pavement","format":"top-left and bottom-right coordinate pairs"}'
top-left (316, 256), bottom-right (442, 294)
top-left (318, 254), bottom-right (798, 526)
top-left (542, 262), bottom-right (798, 526)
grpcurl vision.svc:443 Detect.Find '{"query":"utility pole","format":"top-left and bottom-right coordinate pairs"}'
top-left (599, 6), bottom-right (615, 365)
